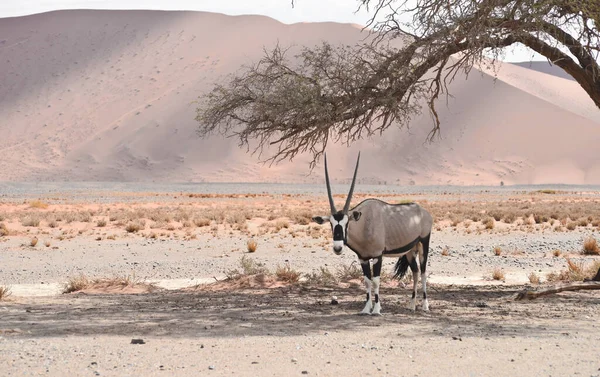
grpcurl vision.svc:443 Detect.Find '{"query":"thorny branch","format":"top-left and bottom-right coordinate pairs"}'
top-left (197, 0), bottom-right (600, 166)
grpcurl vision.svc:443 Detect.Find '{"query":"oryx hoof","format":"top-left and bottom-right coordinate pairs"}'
top-left (422, 300), bottom-right (430, 312)
top-left (408, 301), bottom-right (416, 311)
top-left (371, 302), bottom-right (381, 316)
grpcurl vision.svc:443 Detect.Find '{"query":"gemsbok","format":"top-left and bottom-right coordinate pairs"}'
top-left (313, 153), bottom-right (433, 314)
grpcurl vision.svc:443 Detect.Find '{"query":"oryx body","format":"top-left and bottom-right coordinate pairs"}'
top-left (313, 153), bottom-right (433, 315)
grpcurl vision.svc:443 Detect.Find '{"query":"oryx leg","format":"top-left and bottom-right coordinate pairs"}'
top-left (360, 259), bottom-right (373, 315)
top-left (419, 235), bottom-right (431, 311)
top-left (407, 250), bottom-right (419, 311)
top-left (371, 256), bottom-right (383, 315)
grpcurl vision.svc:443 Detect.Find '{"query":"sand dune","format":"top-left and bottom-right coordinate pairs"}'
top-left (1, 9), bottom-right (599, 184)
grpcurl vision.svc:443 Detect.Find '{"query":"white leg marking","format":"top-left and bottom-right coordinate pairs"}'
top-left (372, 276), bottom-right (381, 315)
top-left (422, 270), bottom-right (429, 311)
top-left (409, 270), bottom-right (418, 311)
top-left (360, 276), bottom-right (373, 315)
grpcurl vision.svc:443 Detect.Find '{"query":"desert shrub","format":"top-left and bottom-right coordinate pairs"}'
top-left (125, 221), bottom-right (145, 233)
top-left (226, 256), bottom-right (269, 280)
top-left (304, 267), bottom-right (338, 286)
top-left (30, 237), bottom-right (38, 247)
top-left (336, 263), bottom-right (364, 281)
top-left (492, 268), bottom-right (505, 281)
top-left (29, 200), bottom-right (49, 209)
top-left (546, 258), bottom-right (600, 282)
top-left (0, 223), bottom-right (8, 237)
top-left (566, 222), bottom-right (577, 231)
top-left (247, 239), bottom-right (258, 253)
top-left (493, 246), bottom-right (502, 256)
top-left (528, 272), bottom-right (540, 284)
top-left (275, 264), bottom-right (301, 283)
top-left (582, 236), bottom-right (600, 255)
top-left (0, 285), bottom-right (11, 301)
top-left (483, 217), bottom-right (495, 230)
top-left (553, 249), bottom-right (562, 257)
top-left (96, 219), bottom-right (107, 227)
top-left (22, 215), bottom-right (41, 227)
top-left (194, 218), bottom-right (211, 227)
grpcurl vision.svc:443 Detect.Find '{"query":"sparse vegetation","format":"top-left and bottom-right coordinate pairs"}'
top-left (553, 249), bottom-right (562, 257)
top-left (125, 221), bottom-right (145, 233)
top-left (0, 285), bottom-right (11, 301)
top-left (304, 267), bottom-right (338, 286)
top-left (492, 268), bottom-right (505, 281)
top-left (336, 263), bottom-right (364, 281)
top-left (441, 246), bottom-right (450, 256)
top-left (528, 272), bottom-right (540, 285)
top-left (29, 200), bottom-right (49, 209)
top-left (582, 236), bottom-right (600, 255)
top-left (546, 258), bottom-right (600, 283)
top-left (247, 239), bottom-right (258, 253)
top-left (96, 219), bottom-right (107, 227)
top-left (0, 223), bottom-right (8, 237)
top-left (275, 264), bottom-right (301, 283)
top-left (62, 273), bottom-right (155, 293)
top-left (484, 217), bottom-right (495, 230)
top-left (30, 237), bottom-right (38, 247)
top-left (493, 246), bottom-right (502, 256)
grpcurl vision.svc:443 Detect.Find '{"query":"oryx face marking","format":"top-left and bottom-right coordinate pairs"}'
top-left (330, 212), bottom-right (348, 255)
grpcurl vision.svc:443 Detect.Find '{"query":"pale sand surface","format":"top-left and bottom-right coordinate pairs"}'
top-left (1, 10), bottom-right (600, 185)
top-left (1, 186), bottom-right (600, 376)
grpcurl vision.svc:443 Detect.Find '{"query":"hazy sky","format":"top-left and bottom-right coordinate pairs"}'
top-left (1, 0), bottom-right (545, 62)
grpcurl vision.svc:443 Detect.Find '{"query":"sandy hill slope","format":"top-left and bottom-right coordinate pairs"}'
top-left (1, 10), bottom-right (599, 185)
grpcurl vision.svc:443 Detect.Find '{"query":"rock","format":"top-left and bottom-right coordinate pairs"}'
top-left (130, 339), bottom-right (145, 345)
top-left (209, 365), bottom-right (215, 370)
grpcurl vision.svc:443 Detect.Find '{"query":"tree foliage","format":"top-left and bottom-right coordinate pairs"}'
top-left (197, 0), bottom-right (600, 165)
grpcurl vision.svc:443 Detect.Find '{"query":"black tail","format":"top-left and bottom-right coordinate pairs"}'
top-left (394, 255), bottom-right (410, 279)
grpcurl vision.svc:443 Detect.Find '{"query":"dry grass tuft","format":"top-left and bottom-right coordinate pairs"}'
top-left (22, 215), bottom-right (41, 227)
top-left (493, 246), bottom-right (502, 256)
top-left (0, 285), bottom-right (11, 301)
top-left (484, 217), bottom-right (495, 230)
top-left (194, 218), bottom-right (211, 227)
top-left (546, 258), bottom-right (600, 282)
top-left (275, 264), bottom-right (301, 283)
top-left (0, 223), bottom-right (8, 237)
top-left (226, 256), bottom-right (269, 280)
top-left (62, 274), bottom-right (155, 293)
top-left (336, 263), bottom-right (364, 281)
top-left (247, 239), bottom-right (258, 253)
top-left (29, 200), bottom-right (49, 209)
top-left (553, 249), bottom-right (562, 257)
top-left (582, 236), bottom-right (600, 255)
top-left (96, 219), bottom-right (107, 228)
top-left (441, 246), bottom-right (450, 256)
top-left (30, 237), bottom-right (38, 247)
top-left (44, 240), bottom-right (51, 248)
top-left (125, 221), bottom-right (145, 233)
top-left (304, 267), bottom-right (338, 286)
top-left (492, 268), bottom-right (505, 281)
top-left (528, 272), bottom-right (540, 284)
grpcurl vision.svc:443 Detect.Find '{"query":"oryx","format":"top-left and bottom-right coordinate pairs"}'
top-left (312, 153), bottom-right (433, 314)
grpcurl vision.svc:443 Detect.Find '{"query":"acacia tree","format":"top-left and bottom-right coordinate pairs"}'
top-left (196, 0), bottom-right (600, 165)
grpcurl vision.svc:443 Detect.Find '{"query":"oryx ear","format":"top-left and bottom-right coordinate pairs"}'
top-left (351, 211), bottom-right (362, 221)
top-left (312, 216), bottom-right (328, 224)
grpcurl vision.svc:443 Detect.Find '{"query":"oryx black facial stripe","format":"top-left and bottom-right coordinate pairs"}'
top-left (333, 224), bottom-right (344, 241)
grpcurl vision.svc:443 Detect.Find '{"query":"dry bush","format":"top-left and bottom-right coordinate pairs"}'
top-left (577, 218), bottom-right (589, 227)
top-left (553, 249), bottom-right (562, 257)
top-left (534, 214), bottom-right (549, 224)
top-left (441, 246), bottom-right (450, 256)
top-left (546, 258), bottom-right (600, 282)
top-left (288, 209), bottom-right (313, 225)
top-left (0, 285), bottom-right (11, 301)
top-left (125, 221), bottom-right (145, 233)
top-left (44, 240), bottom-right (51, 248)
top-left (528, 272), bottom-right (540, 284)
top-left (336, 263), bottom-right (364, 281)
top-left (29, 200), bottom-right (49, 209)
top-left (492, 268), bottom-right (505, 281)
top-left (22, 215), bottom-right (41, 227)
top-left (63, 274), bottom-right (90, 293)
top-left (275, 264), bottom-right (301, 283)
top-left (226, 256), bottom-right (269, 280)
top-left (63, 274), bottom-right (155, 293)
top-left (225, 211), bottom-right (247, 226)
top-left (30, 237), bottom-right (38, 247)
top-left (304, 267), bottom-right (338, 286)
top-left (106, 234), bottom-right (116, 240)
top-left (194, 218), bottom-right (211, 227)
top-left (582, 236), bottom-right (600, 255)
top-left (566, 222), bottom-right (577, 231)
top-left (247, 239), bottom-right (258, 253)
top-left (47, 219), bottom-right (58, 228)
top-left (0, 223), bottom-right (8, 237)
top-left (493, 246), bottom-right (502, 256)
top-left (483, 217), bottom-right (495, 230)
top-left (96, 219), bottom-right (107, 227)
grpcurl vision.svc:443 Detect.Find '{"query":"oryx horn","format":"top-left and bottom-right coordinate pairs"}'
top-left (324, 153), bottom-right (337, 215)
top-left (343, 152), bottom-right (360, 214)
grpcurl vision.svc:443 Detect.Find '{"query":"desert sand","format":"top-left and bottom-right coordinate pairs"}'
top-left (1, 186), bottom-right (600, 376)
top-left (1, 10), bottom-right (600, 185)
